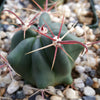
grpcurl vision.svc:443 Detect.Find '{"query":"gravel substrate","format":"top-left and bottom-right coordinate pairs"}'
top-left (0, 0), bottom-right (100, 100)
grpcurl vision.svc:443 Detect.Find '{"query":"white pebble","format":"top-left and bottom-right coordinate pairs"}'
top-left (23, 85), bottom-right (34, 95)
top-left (50, 96), bottom-right (62, 100)
top-left (56, 90), bottom-right (64, 97)
top-left (36, 95), bottom-right (46, 100)
top-left (96, 95), bottom-right (100, 100)
top-left (75, 26), bottom-right (84, 36)
top-left (89, 35), bottom-right (96, 41)
top-left (78, 99), bottom-right (82, 100)
top-left (65, 88), bottom-right (80, 99)
top-left (0, 31), bottom-right (7, 39)
top-left (88, 50), bottom-right (96, 56)
top-left (4, 39), bottom-right (10, 44)
top-left (67, 23), bottom-right (74, 29)
top-left (62, 97), bottom-right (67, 100)
top-left (58, 5), bottom-right (71, 18)
top-left (7, 80), bottom-right (19, 94)
top-left (69, 17), bottom-right (75, 22)
top-left (80, 73), bottom-right (88, 81)
top-left (83, 86), bottom-right (95, 96)
top-left (48, 86), bottom-right (56, 94)
top-left (75, 65), bottom-right (85, 74)
top-left (2, 74), bottom-right (12, 84)
top-left (87, 57), bottom-right (96, 68)
top-left (74, 78), bottom-right (85, 89)
top-left (93, 78), bottom-right (98, 82)
top-left (0, 74), bottom-right (12, 87)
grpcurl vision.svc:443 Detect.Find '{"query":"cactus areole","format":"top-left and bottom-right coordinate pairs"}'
top-left (7, 12), bottom-right (85, 88)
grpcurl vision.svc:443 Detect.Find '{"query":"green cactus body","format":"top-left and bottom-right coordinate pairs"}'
top-left (7, 12), bottom-right (84, 88)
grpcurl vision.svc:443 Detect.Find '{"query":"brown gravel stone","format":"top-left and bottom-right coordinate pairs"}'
top-left (0, 88), bottom-right (6, 96)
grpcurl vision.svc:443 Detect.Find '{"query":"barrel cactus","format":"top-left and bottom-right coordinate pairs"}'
top-left (6, 10), bottom-right (88, 88)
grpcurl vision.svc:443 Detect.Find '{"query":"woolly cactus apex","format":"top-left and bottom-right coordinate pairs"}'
top-left (7, 12), bottom-right (86, 88)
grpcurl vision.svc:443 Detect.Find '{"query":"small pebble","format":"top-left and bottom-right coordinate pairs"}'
top-left (58, 5), bottom-right (71, 18)
top-left (96, 95), bottom-right (100, 100)
top-left (23, 85), bottom-right (34, 95)
top-left (65, 88), bottom-right (80, 99)
top-left (84, 66), bottom-right (92, 73)
top-left (11, 93), bottom-right (16, 100)
top-left (82, 96), bottom-right (96, 100)
top-left (0, 31), bottom-right (7, 39)
top-left (80, 73), bottom-right (88, 81)
top-left (48, 86), bottom-right (56, 94)
top-left (3, 24), bottom-right (9, 32)
top-left (75, 26), bottom-right (84, 36)
top-left (16, 90), bottom-right (25, 99)
top-left (89, 35), bottom-right (96, 41)
top-left (35, 95), bottom-right (46, 100)
top-left (93, 44), bottom-right (99, 50)
top-left (92, 81), bottom-right (99, 88)
top-left (82, 55), bottom-right (88, 61)
top-left (0, 82), bottom-right (6, 87)
top-left (89, 70), bottom-right (96, 78)
top-left (67, 22), bottom-right (74, 29)
top-left (75, 65), bottom-right (85, 74)
top-left (78, 99), bottom-right (82, 100)
top-left (74, 78), bottom-right (85, 89)
top-left (7, 80), bottom-right (19, 94)
top-left (83, 86), bottom-right (95, 96)
top-left (93, 78), bottom-right (98, 82)
top-left (19, 1), bottom-right (25, 7)
top-left (85, 77), bottom-right (93, 86)
top-left (0, 88), bottom-right (6, 96)
top-left (0, 74), bottom-right (12, 85)
top-left (87, 57), bottom-right (97, 68)
top-left (50, 96), bottom-right (62, 100)
top-left (56, 90), bottom-right (64, 97)
top-left (18, 81), bottom-right (24, 88)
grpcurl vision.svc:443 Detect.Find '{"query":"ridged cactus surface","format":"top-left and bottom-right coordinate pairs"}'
top-left (7, 13), bottom-right (84, 88)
